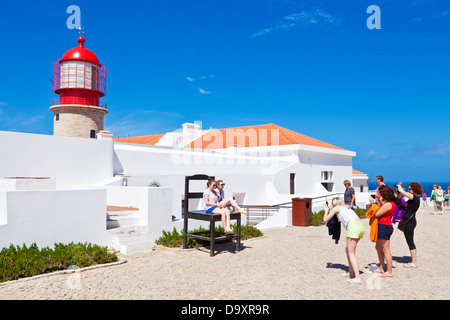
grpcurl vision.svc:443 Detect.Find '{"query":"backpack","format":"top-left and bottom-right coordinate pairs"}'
top-left (435, 189), bottom-right (444, 202)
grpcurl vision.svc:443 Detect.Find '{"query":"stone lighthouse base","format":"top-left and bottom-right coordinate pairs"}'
top-left (50, 104), bottom-right (108, 139)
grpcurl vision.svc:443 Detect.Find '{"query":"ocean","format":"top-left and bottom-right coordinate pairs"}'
top-left (368, 181), bottom-right (450, 196)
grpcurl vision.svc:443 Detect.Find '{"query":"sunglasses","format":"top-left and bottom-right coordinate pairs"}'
top-left (220, 184), bottom-right (225, 186)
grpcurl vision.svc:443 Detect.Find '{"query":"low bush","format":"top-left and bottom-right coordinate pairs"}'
top-left (156, 224), bottom-right (263, 248)
top-left (0, 242), bottom-right (118, 284)
top-left (311, 207), bottom-right (368, 226)
top-left (311, 210), bottom-right (325, 226)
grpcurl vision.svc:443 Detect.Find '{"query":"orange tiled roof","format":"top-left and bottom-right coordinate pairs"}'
top-left (185, 123), bottom-right (347, 151)
top-left (352, 169), bottom-right (365, 175)
top-left (113, 133), bottom-right (164, 145)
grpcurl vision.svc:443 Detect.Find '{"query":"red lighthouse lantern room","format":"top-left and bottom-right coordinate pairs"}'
top-left (50, 36), bottom-right (108, 138)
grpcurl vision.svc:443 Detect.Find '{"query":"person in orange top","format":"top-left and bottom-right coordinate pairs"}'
top-left (365, 204), bottom-right (380, 242)
top-left (373, 185), bottom-right (400, 277)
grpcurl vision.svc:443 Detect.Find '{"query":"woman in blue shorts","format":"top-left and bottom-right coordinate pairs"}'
top-left (203, 179), bottom-right (233, 234)
top-left (373, 185), bottom-right (400, 277)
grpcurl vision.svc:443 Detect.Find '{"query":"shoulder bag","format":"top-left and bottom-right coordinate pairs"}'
top-left (398, 214), bottom-right (414, 232)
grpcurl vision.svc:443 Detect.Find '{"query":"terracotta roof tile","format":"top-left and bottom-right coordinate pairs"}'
top-left (185, 123), bottom-right (347, 151)
top-left (113, 133), bottom-right (165, 145)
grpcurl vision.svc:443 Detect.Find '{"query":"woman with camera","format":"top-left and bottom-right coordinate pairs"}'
top-left (397, 182), bottom-right (423, 268)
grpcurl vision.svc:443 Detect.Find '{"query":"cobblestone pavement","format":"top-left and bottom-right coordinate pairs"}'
top-left (0, 206), bottom-right (448, 300)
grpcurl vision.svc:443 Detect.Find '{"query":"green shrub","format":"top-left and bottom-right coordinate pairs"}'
top-left (156, 224), bottom-right (263, 248)
top-left (311, 210), bottom-right (325, 226)
top-left (311, 207), bottom-right (368, 226)
top-left (0, 242), bottom-right (118, 284)
top-left (353, 207), bottom-right (368, 219)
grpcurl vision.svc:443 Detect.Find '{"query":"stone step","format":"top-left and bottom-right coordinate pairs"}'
top-left (107, 213), bottom-right (140, 229)
top-left (115, 241), bottom-right (154, 255)
top-left (112, 231), bottom-right (149, 246)
top-left (107, 225), bottom-right (148, 236)
top-left (107, 210), bottom-right (139, 217)
top-left (106, 218), bottom-right (152, 255)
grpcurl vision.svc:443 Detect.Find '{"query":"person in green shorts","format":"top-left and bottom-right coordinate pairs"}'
top-left (324, 198), bottom-right (365, 284)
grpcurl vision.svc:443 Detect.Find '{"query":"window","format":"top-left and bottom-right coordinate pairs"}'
top-left (90, 130), bottom-right (96, 139)
top-left (321, 183), bottom-right (334, 192)
top-left (321, 171), bottom-right (334, 181)
top-left (290, 173), bottom-right (295, 194)
top-left (55, 114), bottom-right (59, 121)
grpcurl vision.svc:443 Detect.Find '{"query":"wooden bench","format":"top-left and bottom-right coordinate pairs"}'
top-left (182, 174), bottom-right (241, 257)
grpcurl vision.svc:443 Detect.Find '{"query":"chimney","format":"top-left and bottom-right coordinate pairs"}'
top-left (97, 130), bottom-right (113, 141)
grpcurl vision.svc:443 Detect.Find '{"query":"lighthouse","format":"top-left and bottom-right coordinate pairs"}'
top-left (50, 36), bottom-right (108, 139)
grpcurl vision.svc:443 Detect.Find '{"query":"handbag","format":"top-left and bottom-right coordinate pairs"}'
top-left (398, 214), bottom-right (414, 232)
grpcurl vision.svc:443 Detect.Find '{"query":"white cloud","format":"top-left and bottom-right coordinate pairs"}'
top-left (198, 88), bottom-right (211, 95)
top-left (422, 140), bottom-right (450, 156)
top-left (186, 76), bottom-right (215, 94)
top-left (251, 7), bottom-right (339, 37)
top-left (187, 75), bottom-right (214, 82)
top-left (364, 150), bottom-right (387, 162)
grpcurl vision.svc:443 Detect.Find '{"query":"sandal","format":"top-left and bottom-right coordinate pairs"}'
top-left (380, 273), bottom-right (393, 278)
top-left (404, 263), bottom-right (418, 268)
top-left (347, 278), bottom-right (362, 284)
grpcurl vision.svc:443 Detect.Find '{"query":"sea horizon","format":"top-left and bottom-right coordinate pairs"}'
top-left (368, 181), bottom-right (450, 196)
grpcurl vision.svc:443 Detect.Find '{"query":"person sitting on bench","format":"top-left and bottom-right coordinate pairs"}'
top-left (203, 179), bottom-right (234, 234)
top-left (216, 179), bottom-right (247, 215)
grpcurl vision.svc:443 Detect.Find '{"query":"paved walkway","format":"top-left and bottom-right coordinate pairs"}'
top-left (0, 205), bottom-right (448, 300)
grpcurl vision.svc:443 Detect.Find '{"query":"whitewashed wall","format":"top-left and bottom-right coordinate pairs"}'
top-left (105, 186), bottom-right (173, 244)
top-left (0, 130), bottom-right (114, 189)
top-left (0, 189), bottom-right (108, 249)
top-left (112, 143), bottom-right (357, 216)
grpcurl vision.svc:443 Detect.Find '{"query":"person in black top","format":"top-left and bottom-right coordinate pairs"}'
top-left (397, 182), bottom-right (423, 268)
top-left (343, 180), bottom-right (355, 208)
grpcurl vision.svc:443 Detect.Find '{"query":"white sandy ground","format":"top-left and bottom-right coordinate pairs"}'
top-left (0, 205), bottom-right (448, 300)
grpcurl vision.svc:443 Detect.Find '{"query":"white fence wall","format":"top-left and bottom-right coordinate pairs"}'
top-left (0, 130), bottom-right (114, 189)
top-left (105, 186), bottom-right (173, 244)
top-left (0, 189), bottom-right (108, 249)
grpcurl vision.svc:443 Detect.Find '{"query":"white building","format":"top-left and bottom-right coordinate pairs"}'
top-left (114, 122), bottom-right (368, 208)
top-left (0, 121), bottom-right (370, 254)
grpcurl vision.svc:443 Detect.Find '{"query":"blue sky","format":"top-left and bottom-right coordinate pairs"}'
top-left (0, 0), bottom-right (449, 182)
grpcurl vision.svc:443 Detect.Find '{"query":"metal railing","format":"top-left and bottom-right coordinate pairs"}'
top-left (311, 193), bottom-right (345, 209)
top-left (240, 193), bottom-right (346, 226)
top-left (241, 202), bottom-right (291, 226)
top-left (51, 97), bottom-right (107, 109)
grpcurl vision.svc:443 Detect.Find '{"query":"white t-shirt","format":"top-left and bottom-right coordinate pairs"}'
top-left (336, 206), bottom-right (359, 228)
top-left (203, 189), bottom-right (218, 210)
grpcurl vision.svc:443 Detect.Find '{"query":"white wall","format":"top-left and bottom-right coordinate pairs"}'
top-left (271, 152), bottom-right (353, 199)
top-left (112, 143), bottom-right (295, 215)
top-left (113, 143), bottom-right (292, 176)
top-left (353, 178), bottom-right (369, 193)
top-left (112, 142), bottom-right (358, 216)
top-left (0, 189), bottom-right (108, 249)
top-left (105, 186), bottom-right (173, 244)
top-left (0, 130), bottom-right (114, 189)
